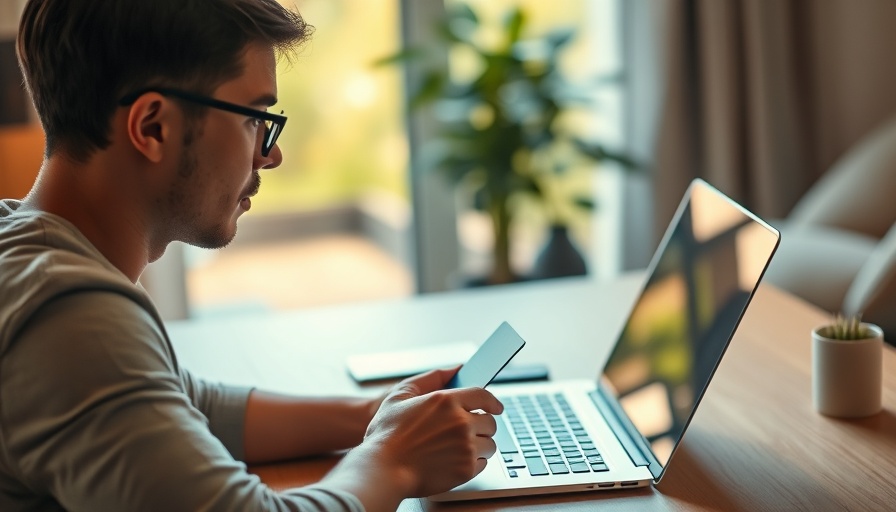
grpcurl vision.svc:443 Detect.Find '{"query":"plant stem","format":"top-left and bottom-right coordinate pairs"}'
top-left (489, 194), bottom-right (514, 285)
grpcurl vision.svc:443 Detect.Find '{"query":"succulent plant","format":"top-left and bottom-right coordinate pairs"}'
top-left (819, 313), bottom-right (873, 341)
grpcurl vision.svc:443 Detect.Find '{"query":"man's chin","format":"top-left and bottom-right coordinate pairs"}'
top-left (188, 225), bottom-right (238, 250)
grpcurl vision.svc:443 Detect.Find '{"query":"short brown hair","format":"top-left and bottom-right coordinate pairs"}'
top-left (16, 0), bottom-right (311, 162)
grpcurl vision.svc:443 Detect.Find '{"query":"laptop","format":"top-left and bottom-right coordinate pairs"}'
top-left (431, 178), bottom-right (781, 501)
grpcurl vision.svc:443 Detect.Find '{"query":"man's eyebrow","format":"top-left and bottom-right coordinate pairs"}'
top-left (250, 94), bottom-right (278, 108)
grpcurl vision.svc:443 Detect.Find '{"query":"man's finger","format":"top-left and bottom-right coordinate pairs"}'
top-left (450, 387), bottom-right (504, 415)
top-left (470, 411), bottom-right (498, 437)
top-left (473, 435), bottom-right (498, 462)
top-left (387, 366), bottom-right (461, 401)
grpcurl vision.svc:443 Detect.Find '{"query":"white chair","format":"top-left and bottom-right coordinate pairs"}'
top-left (763, 115), bottom-right (896, 345)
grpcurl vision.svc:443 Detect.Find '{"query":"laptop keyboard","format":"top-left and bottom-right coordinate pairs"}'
top-left (494, 393), bottom-right (609, 478)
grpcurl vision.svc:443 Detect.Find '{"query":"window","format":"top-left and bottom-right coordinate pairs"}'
top-left (170, 0), bottom-right (624, 317)
top-left (185, 0), bottom-right (414, 315)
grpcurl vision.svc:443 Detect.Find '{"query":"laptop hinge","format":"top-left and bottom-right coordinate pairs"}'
top-left (589, 389), bottom-right (651, 468)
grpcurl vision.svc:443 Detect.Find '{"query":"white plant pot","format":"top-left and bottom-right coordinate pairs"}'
top-left (812, 323), bottom-right (883, 418)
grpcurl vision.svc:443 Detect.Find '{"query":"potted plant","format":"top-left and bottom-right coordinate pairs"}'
top-left (378, 4), bottom-right (634, 285)
top-left (812, 313), bottom-right (883, 418)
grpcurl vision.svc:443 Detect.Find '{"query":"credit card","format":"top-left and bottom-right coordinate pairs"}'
top-left (445, 321), bottom-right (526, 389)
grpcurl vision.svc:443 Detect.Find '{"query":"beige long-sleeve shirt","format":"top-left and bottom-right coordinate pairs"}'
top-left (0, 199), bottom-right (364, 511)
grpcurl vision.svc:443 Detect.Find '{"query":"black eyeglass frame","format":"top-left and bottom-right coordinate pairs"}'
top-left (118, 87), bottom-right (286, 157)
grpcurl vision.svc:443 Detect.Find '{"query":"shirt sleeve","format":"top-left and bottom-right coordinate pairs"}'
top-left (1, 291), bottom-right (365, 512)
top-left (179, 367), bottom-right (253, 461)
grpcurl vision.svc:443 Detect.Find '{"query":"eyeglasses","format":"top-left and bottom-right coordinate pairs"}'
top-left (118, 87), bottom-right (286, 157)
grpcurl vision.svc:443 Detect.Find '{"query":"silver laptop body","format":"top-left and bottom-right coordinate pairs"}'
top-left (432, 178), bottom-right (781, 501)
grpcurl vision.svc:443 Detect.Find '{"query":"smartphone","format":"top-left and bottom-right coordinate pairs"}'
top-left (445, 321), bottom-right (526, 389)
top-left (346, 342), bottom-right (477, 383)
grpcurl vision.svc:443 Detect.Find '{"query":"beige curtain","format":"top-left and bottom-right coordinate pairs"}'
top-left (651, 0), bottom-right (896, 240)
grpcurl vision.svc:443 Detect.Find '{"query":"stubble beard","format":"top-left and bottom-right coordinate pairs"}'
top-left (166, 129), bottom-right (238, 250)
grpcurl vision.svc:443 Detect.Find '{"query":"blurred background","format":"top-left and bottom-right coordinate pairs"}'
top-left (4, 0), bottom-right (896, 328)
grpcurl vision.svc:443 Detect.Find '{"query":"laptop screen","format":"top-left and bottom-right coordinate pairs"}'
top-left (598, 179), bottom-right (779, 479)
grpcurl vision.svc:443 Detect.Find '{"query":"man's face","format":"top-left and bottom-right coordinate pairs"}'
top-left (165, 43), bottom-right (283, 249)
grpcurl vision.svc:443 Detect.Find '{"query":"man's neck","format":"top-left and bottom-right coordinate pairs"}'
top-left (24, 153), bottom-right (158, 283)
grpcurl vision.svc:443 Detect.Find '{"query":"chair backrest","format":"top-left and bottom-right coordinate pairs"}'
top-left (788, 115), bottom-right (896, 240)
top-left (843, 221), bottom-right (896, 346)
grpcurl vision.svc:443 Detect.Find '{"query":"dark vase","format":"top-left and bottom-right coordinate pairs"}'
top-left (530, 225), bottom-right (587, 280)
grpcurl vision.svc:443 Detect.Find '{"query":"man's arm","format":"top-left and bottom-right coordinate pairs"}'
top-left (242, 390), bottom-right (379, 463)
top-left (239, 368), bottom-right (504, 512)
top-left (313, 369), bottom-right (503, 512)
top-left (5, 290), bottom-right (501, 511)
top-left (2, 291), bottom-right (364, 511)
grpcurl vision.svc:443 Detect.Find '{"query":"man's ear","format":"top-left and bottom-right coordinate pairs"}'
top-left (125, 93), bottom-right (173, 164)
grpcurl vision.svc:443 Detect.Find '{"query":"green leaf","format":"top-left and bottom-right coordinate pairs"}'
top-left (439, 159), bottom-right (480, 183)
top-left (598, 149), bottom-right (639, 169)
top-left (570, 138), bottom-right (603, 159)
top-left (524, 130), bottom-right (553, 149)
top-left (545, 28), bottom-right (576, 51)
top-left (516, 175), bottom-right (543, 196)
top-left (447, 20), bottom-right (478, 45)
top-left (378, 4), bottom-right (639, 227)
top-left (372, 47), bottom-right (427, 67)
top-left (572, 196), bottom-right (596, 210)
top-left (450, 3), bottom-right (480, 25)
top-left (439, 126), bottom-right (482, 142)
top-left (410, 72), bottom-right (445, 109)
top-left (436, 20), bottom-right (465, 45)
top-left (571, 139), bottom-right (639, 169)
top-left (505, 8), bottom-right (525, 45)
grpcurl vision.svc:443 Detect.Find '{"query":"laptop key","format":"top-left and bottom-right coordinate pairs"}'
top-left (503, 453), bottom-right (527, 469)
top-left (494, 418), bottom-right (519, 454)
top-left (495, 393), bottom-right (612, 480)
top-left (549, 463), bottom-right (570, 475)
top-left (525, 457), bottom-right (549, 476)
top-left (570, 462), bottom-right (591, 473)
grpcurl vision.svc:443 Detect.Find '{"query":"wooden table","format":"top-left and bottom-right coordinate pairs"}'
top-left (167, 275), bottom-right (896, 511)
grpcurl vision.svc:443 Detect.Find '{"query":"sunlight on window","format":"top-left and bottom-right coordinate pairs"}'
top-left (184, 0), bottom-right (621, 313)
top-left (254, 0), bottom-right (408, 214)
top-left (185, 0), bottom-right (413, 315)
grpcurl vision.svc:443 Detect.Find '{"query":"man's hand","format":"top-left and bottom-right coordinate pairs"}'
top-left (323, 368), bottom-right (504, 510)
top-left (364, 368), bottom-right (504, 496)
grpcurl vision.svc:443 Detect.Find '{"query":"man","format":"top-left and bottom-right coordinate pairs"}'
top-left (0, 1), bottom-right (501, 511)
